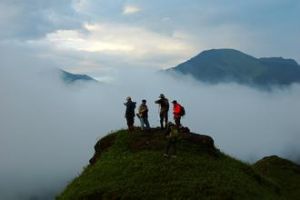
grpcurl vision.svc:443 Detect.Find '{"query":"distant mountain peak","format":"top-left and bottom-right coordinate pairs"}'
top-left (168, 48), bottom-right (300, 88)
top-left (203, 48), bottom-right (244, 53)
top-left (60, 70), bottom-right (97, 83)
top-left (199, 48), bottom-right (253, 56)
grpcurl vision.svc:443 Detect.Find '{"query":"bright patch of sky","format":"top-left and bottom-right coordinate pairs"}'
top-left (123, 5), bottom-right (141, 15)
top-left (0, 0), bottom-right (299, 76)
top-left (43, 23), bottom-right (193, 54)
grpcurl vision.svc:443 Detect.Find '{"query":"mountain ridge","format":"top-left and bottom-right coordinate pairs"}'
top-left (168, 48), bottom-right (300, 88)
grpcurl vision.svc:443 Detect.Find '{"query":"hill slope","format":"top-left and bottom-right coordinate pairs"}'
top-left (168, 49), bottom-right (300, 87)
top-left (254, 155), bottom-right (300, 199)
top-left (57, 129), bottom-right (284, 200)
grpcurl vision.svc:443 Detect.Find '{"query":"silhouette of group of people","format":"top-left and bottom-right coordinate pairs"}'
top-left (123, 94), bottom-right (185, 131)
top-left (124, 94), bottom-right (186, 158)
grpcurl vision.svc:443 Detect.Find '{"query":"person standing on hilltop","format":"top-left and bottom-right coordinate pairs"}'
top-left (155, 94), bottom-right (169, 129)
top-left (172, 100), bottom-right (185, 128)
top-left (124, 97), bottom-right (136, 131)
top-left (164, 122), bottom-right (179, 158)
top-left (137, 99), bottom-right (150, 131)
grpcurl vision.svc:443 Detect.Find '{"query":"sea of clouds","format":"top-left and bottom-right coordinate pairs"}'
top-left (1, 47), bottom-right (300, 200)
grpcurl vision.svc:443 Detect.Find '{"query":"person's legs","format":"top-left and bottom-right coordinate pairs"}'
top-left (126, 118), bottom-right (130, 130)
top-left (174, 116), bottom-right (181, 127)
top-left (127, 117), bottom-right (134, 131)
top-left (160, 111), bottom-right (168, 129)
top-left (140, 117), bottom-right (145, 130)
top-left (164, 112), bottom-right (168, 128)
top-left (144, 117), bottom-right (150, 129)
top-left (159, 113), bottom-right (164, 129)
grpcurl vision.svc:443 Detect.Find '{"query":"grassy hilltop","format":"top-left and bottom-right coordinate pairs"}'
top-left (57, 128), bottom-right (300, 200)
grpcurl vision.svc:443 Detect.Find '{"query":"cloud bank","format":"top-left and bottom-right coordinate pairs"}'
top-left (1, 45), bottom-right (300, 199)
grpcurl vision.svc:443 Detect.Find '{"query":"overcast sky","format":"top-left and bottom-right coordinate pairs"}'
top-left (1, 0), bottom-right (300, 79)
top-left (1, 1), bottom-right (300, 199)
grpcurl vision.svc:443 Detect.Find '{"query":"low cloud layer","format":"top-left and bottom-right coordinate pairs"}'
top-left (1, 49), bottom-right (300, 199)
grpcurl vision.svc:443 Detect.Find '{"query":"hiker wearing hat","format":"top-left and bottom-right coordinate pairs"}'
top-left (137, 99), bottom-right (150, 130)
top-left (124, 96), bottom-right (136, 131)
top-left (155, 94), bottom-right (169, 129)
top-left (172, 100), bottom-right (185, 127)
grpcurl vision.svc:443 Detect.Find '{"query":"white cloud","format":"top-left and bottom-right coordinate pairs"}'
top-left (45, 23), bottom-right (194, 54)
top-left (1, 49), bottom-right (300, 198)
top-left (38, 22), bottom-right (196, 69)
top-left (46, 29), bottom-right (134, 52)
top-left (1, 39), bottom-right (300, 200)
top-left (123, 5), bottom-right (141, 15)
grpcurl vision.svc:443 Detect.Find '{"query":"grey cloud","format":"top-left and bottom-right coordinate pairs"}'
top-left (1, 0), bottom-right (299, 64)
top-left (90, 0), bottom-right (300, 62)
top-left (0, 0), bottom-right (83, 40)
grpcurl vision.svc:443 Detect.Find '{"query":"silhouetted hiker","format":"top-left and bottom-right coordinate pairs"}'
top-left (124, 96), bottom-right (136, 131)
top-left (137, 99), bottom-right (150, 130)
top-left (172, 100), bottom-right (185, 127)
top-left (164, 122), bottom-right (179, 158)
top-left (155, 94), bottom-right (169, 129)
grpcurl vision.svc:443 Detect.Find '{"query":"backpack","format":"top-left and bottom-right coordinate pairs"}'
top-left (179, 105), bottom-right (185, 116)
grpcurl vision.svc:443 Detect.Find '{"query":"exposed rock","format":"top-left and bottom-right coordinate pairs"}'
top-left (89, 133), bottom-right (116, 165)
top-left (89, 127), bottom-right (217, 165)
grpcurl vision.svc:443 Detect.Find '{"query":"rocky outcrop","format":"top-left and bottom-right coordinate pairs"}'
top-left (89, 133), bottom-right (116, 165)
top-left (89, 127), bottom-right (217, 165)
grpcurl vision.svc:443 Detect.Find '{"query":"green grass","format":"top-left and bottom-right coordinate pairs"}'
top-left (254, 155), bottom-right (300, 200)
top-left (57, 129), bottom-right (285, 200)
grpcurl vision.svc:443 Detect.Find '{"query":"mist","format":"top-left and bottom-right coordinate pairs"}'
top-left (1, 54), bottom-right (300, 199)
